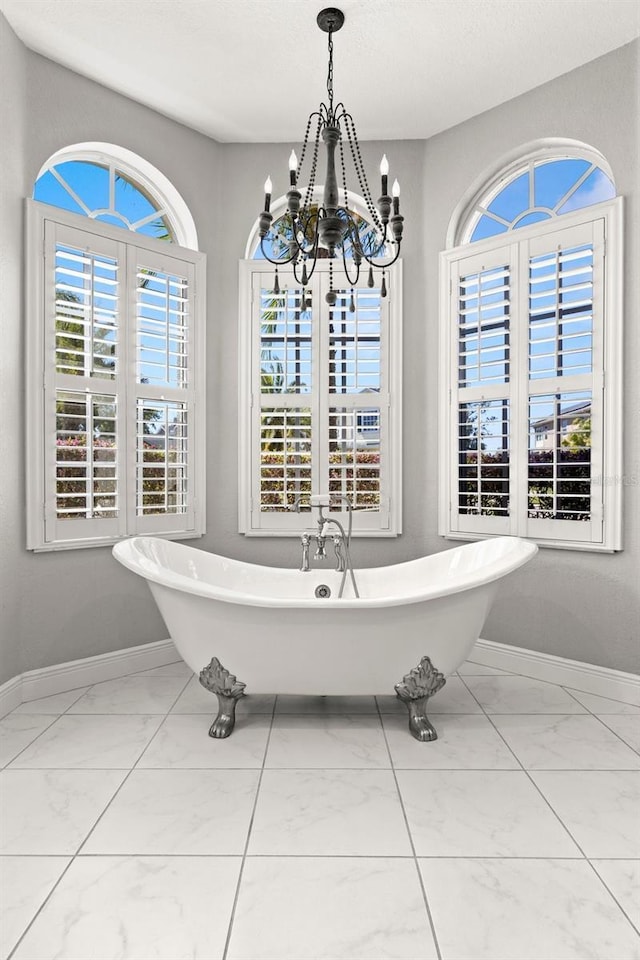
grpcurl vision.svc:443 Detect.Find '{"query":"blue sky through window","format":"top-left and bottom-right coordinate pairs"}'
top-left (35, 160), bottom-right (171, 240)
top-left (470, 158), bottom-right (615, 243)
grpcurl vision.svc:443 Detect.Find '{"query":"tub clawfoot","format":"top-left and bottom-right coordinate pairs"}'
top-left (199, 657), bottom-right (246, 738)
top-left (395, 656), bottom-right (446, 742)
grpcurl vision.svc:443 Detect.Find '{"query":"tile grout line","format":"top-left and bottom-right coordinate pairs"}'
top-left (456, 675), bottom-right (640, 942)
top-left (4, 674), bottom-right (194, 959)
top-left (375, 695), bottom-right (443, 960)
top-left (455, 673), bottom-right (626, 867)
top-left (584, 859), bottom-right (640, 940)
top-left (221, 693), bottom-right (278, 960)
top-left (561, 685), bottom-right (640, 757)
top-left (1, 715), bottom-right (66, 771)
top-left (6, 855), bottom-right (77, 960)
top-left (72, 675), bottom-right (194, 854)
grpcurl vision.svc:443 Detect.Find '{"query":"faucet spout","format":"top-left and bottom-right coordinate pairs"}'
top-left (300, 532), bottom-right (311, 572)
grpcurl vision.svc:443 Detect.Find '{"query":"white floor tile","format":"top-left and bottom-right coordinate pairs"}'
top-left (420, 857), bottom-right (640, 960)
top-left (396, 770), bottom-right (581, 857)
top-left (11, 855), bottom-right (241, 960)
top-left (0, 769), bottom-right (126, 854)
top-left (0, 856), bottom-right (71, 960)
top-left (171, 676), bottom-right (274, 715)
top-left (377, 677), bottom-right (483, 714)
top-left (597, 714), bottom-right (640, 752)
top-left (464, 675), bottom-right (588, 713)
top-left (564, 689), bottom-right (640, 714)
top-left (383, 714), bottom-right (520, 769)
top-left (265, 715), bottom-right (390, 768)
top-left (492, 715), bottom-right (640, 769)
top-left (530, 770), bottom-right (640, 858)
top-left (137, 714), bottom-right (271, 768)
top-left (248, 769), bottom-right (412, 856)
top-left (275, 694), bottom-right (378, 714)
top-left (82, 768), bottom-right (259, 855)
top-left (67, 675), bottom-right (189, 714)
top-left (591, 859), bottom-right (640, 929)
top-left (0, 715), bottom-right (57, 767)
top-left (8, 715), bottom-right (164, 769)
top-left (11, 688), bottom-right (90, 715)
top-left (227, 857), bottom-right (438, 959)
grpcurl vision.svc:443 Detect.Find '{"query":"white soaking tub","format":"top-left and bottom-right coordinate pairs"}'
top-left (113, 536), bottom-right (537, 741)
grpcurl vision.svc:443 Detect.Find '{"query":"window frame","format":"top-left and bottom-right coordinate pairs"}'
top-left (26, 199), bottom-right (207, 552)
top-left (438, 197), bottom-right (623, 553)
top-left (238, 259), bottom-right (403, 537)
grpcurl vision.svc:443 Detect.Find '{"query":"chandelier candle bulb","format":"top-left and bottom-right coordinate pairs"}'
top-left (289, 150), bottom-right (298, 186)
top-left (380, 154), bottom-right (389, 195)
top-left (392, 179), bottom-right (400, 215)
top-left (263, 176), bottom-right (272, 212)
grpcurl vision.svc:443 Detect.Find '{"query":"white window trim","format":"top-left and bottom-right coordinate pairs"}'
top-left (438, 197), bottom-right (623, 553)
top-left (238, 259), bottom-right (403, 537)
top-left (26, 199), bottom-right (207, 551)
top-left (34, 142), bottom-right (199, 250)
top-left (446, 138), bottom-right (615, 248)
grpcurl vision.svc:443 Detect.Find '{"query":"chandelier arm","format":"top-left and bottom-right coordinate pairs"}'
top-left (360, 242), bottom-right (402, 270)
top-left (293, 208), bottom-right (323, 259)
top-left (339, 245), bottom-right (361, 286)
top-left (258, 235), bottom-right (299, 267)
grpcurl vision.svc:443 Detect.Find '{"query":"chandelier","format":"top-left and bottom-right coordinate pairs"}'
top-left (257, 6), bottom-right (403, 307)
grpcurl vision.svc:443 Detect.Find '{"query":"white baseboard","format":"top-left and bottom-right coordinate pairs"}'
top-left (471, 638), bottom-right (640, 706)
top-left (0, 676), bottom-right (23, 719)
top-left (1, 636), bottom-right (638, 720)
top-left (0, 639), bottom-right (179, 718)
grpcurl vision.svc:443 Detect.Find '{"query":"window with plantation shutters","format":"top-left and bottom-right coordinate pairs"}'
top-left (440, 199), bottom-right (623, 551)
top-left (239, 261), bottom-right (402, 536)
top-left (27, 201), bottom-right (205, 550)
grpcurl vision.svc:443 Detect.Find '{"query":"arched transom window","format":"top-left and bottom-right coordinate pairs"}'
top-left (462, 156), bottom-right (615, 244)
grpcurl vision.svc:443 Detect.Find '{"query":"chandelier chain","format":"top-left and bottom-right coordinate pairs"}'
top-left (304, 118), bottom-right (322, 209)
top-left (327, 29), bottom-right (334, 116)
top-left (297, 114), bottom-right (314, 179)
top-left (343, 114), bottom-right (382, 230)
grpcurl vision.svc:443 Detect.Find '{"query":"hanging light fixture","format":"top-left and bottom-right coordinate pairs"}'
top-left (257, 6), bottom-right (403, 307)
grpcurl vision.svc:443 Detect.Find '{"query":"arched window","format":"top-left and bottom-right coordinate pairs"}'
top-left (439, 143), bottom-right (623, 552)
top-left (26, 144), bottom-right (205, 550)
top-left (33, 143), bottom-right (198, 248)
top-left (462, 155), bottom-right (615, 243)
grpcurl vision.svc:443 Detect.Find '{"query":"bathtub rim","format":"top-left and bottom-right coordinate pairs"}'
top-left (112, 536), bottom-right (538, 610)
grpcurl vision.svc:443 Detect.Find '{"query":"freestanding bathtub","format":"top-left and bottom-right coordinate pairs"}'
top-left (112, 536), bottom-right (537, 741)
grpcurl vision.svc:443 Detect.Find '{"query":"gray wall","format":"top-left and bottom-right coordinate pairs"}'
top-left (0, 15), bottom-right (637, 684)
top-left (0, 16), bottom-right (27, 684)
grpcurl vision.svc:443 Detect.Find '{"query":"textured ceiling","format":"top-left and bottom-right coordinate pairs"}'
top-left (1, 0), bottom-right (638, 142)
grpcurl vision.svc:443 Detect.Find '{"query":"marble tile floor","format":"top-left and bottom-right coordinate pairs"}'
top-left (1, 658), bottom-right (639, 960)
